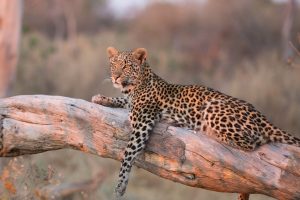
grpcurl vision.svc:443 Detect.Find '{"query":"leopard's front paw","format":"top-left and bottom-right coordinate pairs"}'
top-left (114, 182), bottom-right (126, 200)
top-left (91, 94), bottom-right (110, 106)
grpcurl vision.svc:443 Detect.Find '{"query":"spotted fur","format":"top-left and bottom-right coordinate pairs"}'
top-left (238, 193), bottom-right (249, 200)
top-left (92, 47), bottom-right (300, 199)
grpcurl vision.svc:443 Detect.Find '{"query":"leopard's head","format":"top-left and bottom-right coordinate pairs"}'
top-left (106, 47), bottom-right (147, 92)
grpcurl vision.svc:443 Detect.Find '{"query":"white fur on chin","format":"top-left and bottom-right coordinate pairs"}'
top-left (113, 83), bottom-right (122, 89)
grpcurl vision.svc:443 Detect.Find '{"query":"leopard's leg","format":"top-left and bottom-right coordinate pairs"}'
top-left (238, 193), bottom-right (249, 200)
top-left (115, 109), bottom-right (159, 199)
top-left (91, 94), bottom-right (129, 108)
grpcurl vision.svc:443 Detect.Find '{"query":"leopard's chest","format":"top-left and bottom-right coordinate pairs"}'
top-left (128, 87), bottom-right (204, 130)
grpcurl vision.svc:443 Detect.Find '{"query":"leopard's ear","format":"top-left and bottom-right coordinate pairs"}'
top-left (133, 48), bottom-right (147, 64)
top-left (107, 47), bottom-right (119, 58)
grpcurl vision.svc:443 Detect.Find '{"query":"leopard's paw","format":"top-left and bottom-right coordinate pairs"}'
top-left (91, 94), bottom-right (110, 106)
top-left (114, 181), bottom-right (126, 199)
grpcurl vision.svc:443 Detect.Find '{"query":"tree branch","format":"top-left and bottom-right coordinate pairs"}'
top-left (0, 95), bottom-right (299, 199)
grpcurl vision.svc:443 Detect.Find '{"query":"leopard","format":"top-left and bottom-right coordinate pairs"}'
top-left (91, 47), bottom-right (300, 200)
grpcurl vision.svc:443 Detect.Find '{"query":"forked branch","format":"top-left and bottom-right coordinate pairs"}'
top-left (0, 95), bottom-right (299, 199)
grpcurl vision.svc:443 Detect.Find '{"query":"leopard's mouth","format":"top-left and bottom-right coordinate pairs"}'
top-left (112, 79), bottom-right (134, 88)
top-left (111, 77), bottom-right (122, 89)
top-left (113, 82), bottom-right (122, 89)
top-left (112, 80), bottom-right (134, 89)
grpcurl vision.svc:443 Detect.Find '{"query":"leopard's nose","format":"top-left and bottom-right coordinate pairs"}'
top-left (114, 72), bottom-right (122, 81)
top-left (115, 75), bottom-right (120, 81)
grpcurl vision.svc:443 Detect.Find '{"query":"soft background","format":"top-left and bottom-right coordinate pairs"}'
top-left (1, 0), bottom-right (300, 199)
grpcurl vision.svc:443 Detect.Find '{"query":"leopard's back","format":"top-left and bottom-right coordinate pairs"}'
top-left (131, 71), bottom-right (300, 150)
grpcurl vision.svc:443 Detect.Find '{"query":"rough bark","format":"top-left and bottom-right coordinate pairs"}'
top-left (0, 0), bottom-right (22, 97)
top-left (0, 95), bottom-right (299, 200)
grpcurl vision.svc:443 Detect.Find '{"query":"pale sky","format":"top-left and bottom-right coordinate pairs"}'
top-left (107, 0), bottom-right (148, 18)
top-left (107, 0), bottom-right (206, 17)
top-left (107, 0), bottom-right (297, 18)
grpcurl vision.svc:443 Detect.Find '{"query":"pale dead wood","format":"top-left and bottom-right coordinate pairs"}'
top-left (36, 171), bottom-right (105, 200)
top-left (282, 0), bottom-right (296, 62)
top-left (0, 95), bottom-right (299, 200)
top-left (0, 0), bottom-right (22, 97)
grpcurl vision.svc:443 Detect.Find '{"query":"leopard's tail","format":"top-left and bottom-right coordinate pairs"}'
top-left (238, 193), bottom-right (249, 200)
top-left (268, 128), bottom-right (300, 147)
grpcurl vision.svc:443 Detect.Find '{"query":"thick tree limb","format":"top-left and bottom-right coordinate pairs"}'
top-left (0, 95), bottom-right (299, 200)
